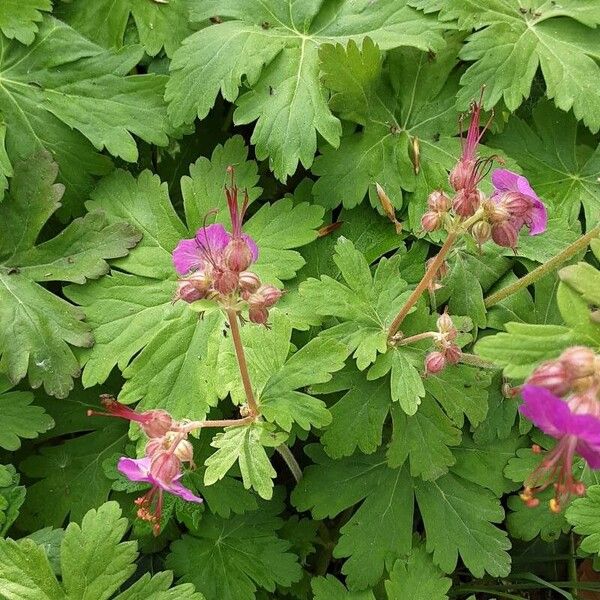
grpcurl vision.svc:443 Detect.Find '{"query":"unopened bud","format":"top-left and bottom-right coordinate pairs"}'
top-left (421, 211), bottom-right (442, 232)
top-left (560, 346), bottom-right (596, 379)
top-left (449, 159), bottom-right (474, 191)
top-left (176, 281), bottom-right (204, 303)
top-left (249, 306), bottom-right (269, 325)
top-left (425, 351), bottom-right (446, 374)
top-left (174, 439), bottom-right (195, 467)
top-left (253, 284), bottom-right (283, 308)
top-left (142, 411), bottom-right (174, 438)
top-left (436, 312), bottom-right (454, 334)
top-left (427, 190), bottom-right (451, 213)
top-left (491, 220), bottom-right (518, 248)
top-left (239, 271), bottom-right (261, 294)
top-left (500, 191), bottom-right (531, 218)
top-left (527, 361), bottom-right (572, 396)
top-left (444, 344), bottom-right (462, 365)
top-left (376, 183), bottom-right (402, 234)
top-left (150, 452), bottom-right (181, 486)
top-left (213, 269), bottom-right (239, 295)
top-left (223, 238), bottom-right (254, 272)
top-left (453, 189), bottom-right (480, 217)
top-left (471, 220), bottom-right (491, 246)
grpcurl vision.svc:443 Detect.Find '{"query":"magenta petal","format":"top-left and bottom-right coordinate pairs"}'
top-left (172, 238), bottom-right (202, 275)
top-left (491, 168), bottom-right (520, 192)
top-left (195, 223), bottom-right (230, 254)
top-left (118, 457), bottom-right (152, 483)
top-left (167, 478), bottom-right (204, 503)
top-left (519, 385), bottom-right (572, 438)
top-left (242, 234), bottom-right (259, 261)
top-left (576, 439), bottom-right (600, 469)
top-left (528, 198), bottom-right (548, 235)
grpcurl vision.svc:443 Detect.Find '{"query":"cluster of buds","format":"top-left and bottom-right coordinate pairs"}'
top-left (88, 395), bottom-right (202, 534)
top-left (420, 99), bottom-right (547, 249)
top-left (424, 312), bottom-right (462, 375)
top-left (518, 347), bottom-right (600, 513)
top-left (172, 167), bottom-right (283, 325)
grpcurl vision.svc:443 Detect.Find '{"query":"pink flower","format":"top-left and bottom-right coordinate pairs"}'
top-left (118, 456), bottom-right (202, 535)
top-left (172, 223), bottom-right (231, 276)
top-left (518, 385), bottom-right (600, 511)
top-left (491, 169), bottom-right (547, 235)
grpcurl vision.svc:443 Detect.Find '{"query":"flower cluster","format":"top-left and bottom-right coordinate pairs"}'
top-left (89, 396), bottom-right (202, 534)
top-left (172, 167), bottom-right (282, 324)
top-left (420, 100), bottom-right (547, 249)
top-left (518, 346), bottom-right (600, 512)
top-left (424, 312), bottom-right (462, 375)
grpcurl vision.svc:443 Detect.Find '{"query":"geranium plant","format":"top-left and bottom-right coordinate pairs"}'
top-left (0, 2), bottom-right (600, 600)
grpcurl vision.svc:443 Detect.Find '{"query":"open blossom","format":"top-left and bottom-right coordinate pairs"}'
top-left (519, 384), bottom-right (600, 512)
top-left (118, 455), bottom-right (202, 535)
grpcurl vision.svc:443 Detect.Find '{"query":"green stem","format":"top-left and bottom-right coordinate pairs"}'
top-left (569, 534), bottom-right (578, 599)
top-left (182, 416), bottom-right (254, 432)
top-left (396, 331), bottom-right (438, 346)
top-left (484, 224), bottom-right (600, 308)
top-left (459, 352), bottom-right (498, 369)
top-left (227, 309), bottom-right (259, 417)
top-left (276, 444), bottom-right (302, 483)
top-left (388, 231), bottom-right (458, 340)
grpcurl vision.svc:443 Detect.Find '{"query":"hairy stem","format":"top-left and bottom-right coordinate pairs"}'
top-left (276, 444), bottom-right (303, 483)
top-left (484, 224), bottom-right (600, 308)
top-left (396, 331), bottom-right (438, 346)
top-left (182, 416), bottom-right (255, 432)
top-left (388, 231), bottom-right (458, 340)
top-left (227, 309), bottom-right (259, 416)
top-left (459, 352), bottom-right (497, 369)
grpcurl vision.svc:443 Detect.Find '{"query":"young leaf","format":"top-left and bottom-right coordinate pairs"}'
top-left (0, 501), bottom-right (204, 599)
top-left (566, 485), bottom-right (600, 555)
top-left (0, 0), bottom-right (51, 44)
top-left (166, 1), bottom-right (446, 180)
top-left (0, 153), bottom-right (140, 398)
top-left (413, 1), bottom-right (600, 131)
top-left (0, 17), bottom-right (170, 210)
top-left (507, 491), bottom-right (569, 543)
top-left (313, 36), bottom-right (462, 213)
top-left (66, 139), bottom-right (323, 418)
top-left (0, 465), bottom-right (26, 537)
top-left (312, 576), bottom-right (375, 600)
top-left (385, 544), bottom-right (452, 600)
top-left (204, 423), bottom-right (286, 500)
top-left (56, 0), bottom-right (195, 57)
top-left (167, 499), bottom-right (301, 600)
top-left (0, 379), bottom-right (54, 451)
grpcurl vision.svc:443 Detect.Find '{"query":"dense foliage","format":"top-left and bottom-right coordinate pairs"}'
top-left (1, 2), bottom-right (599, 599)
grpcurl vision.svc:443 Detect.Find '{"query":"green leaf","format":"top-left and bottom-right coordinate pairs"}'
top-left (390, 350), bottom-right (425, 415)
top-left (0, 501), bottom-right (205, 599)
top-left (312, 576), bottom-right (375, 600)
top-left (293, 447), bottom-right (413, 589)
top-left (167, 499), bottom-right (301, 600)
top-left (0, 465), bottom-right (26, 537)
top-left (204, 423), bottom-right (285, 500)
top-left (414, 473), bottom-right (511, 577)
top-left (0, 0), bottom-right (51, 44)
top-left (385, 544), bottom-right (452, 600)
top-left (560, 262), bottom-right (600, 306)
top-left (444, 253), bottom-right (486, 328)
top-left (313, 36), bottom-right (462, 213)
top-left (0, 17), bottom-right (170, 210)
top-left (57, 0), bottom-right (195, 57)
top-left (508, 491), bottom-right (569, 543)
top-left (0, 153), bottom-right (140, 397)
top-left (566, 485), bottom-right (600, 554)
top-left (299, 238), bottom-right (408, 370)
top-left (0, 381), bottom-right (54, 451)
top-left (166, 0), bottom-right (446, 180)
top-left (66, 139), bottom-right (322, 417)
top-left (415, 2), bottom-right (600, 132)
top-left (490, 101), bottom-right (600, 225)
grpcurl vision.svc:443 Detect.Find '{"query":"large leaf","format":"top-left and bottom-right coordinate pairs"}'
top-left (412, 0), bottom-right (600, 131)
top-left (0, 153), bottom-right (140, 397)
top-left (0, 0), bottom-right (51, 44)
top-left (0, 501), bottom-right (204, 599)
top-left (65, 138), bottom-right (324, 419)
top-left (0, 17), bottom-right (170, 210)
top-left (166, 0), bottom-right (446, 180)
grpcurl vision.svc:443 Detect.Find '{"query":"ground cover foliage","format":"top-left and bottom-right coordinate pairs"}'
top-left (1, 2), bottom-right (600, 599)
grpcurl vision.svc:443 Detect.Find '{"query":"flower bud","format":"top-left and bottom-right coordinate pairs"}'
top-left (213, 269), bottom-right (239, 295)
top-left (174, 439), bottom-right (195, 467)
top-left (427, 190), bottom-right (451, 213)
top-left (252, 285), bottom-right (283, 308)
top-left (249, 306), bottom-right (269, 325)
top-left (143, 411), bottom-right (174, 438)
top-left (425, 351), bottom-right (446, 374)
top-left (471, 220), bottom-right (492, 246)
top-left (444, 344), bottom-right (462, 365)
top-left (239, 271), bottom-right (261, 294)
top-left (223, 238), bottom-right (253, 272)
top-left (176, 281), bottom-right (204, 303)
top-left (527, 361), bottom-right (572, 396)
top-left (491, 220), bottom-right (518, 248)
top-left (449, 159), bottom-right (474, 191)
top-left (436, 312), bottom-right (454, 334)
top-left (453, 189), bottom-right (480, 217)
top-left (421, 211), bottom-right (442, 232)
top-left (560, 346), bottom-right (597, 379)
top-left (150, 452), bottom-right (181, 486)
